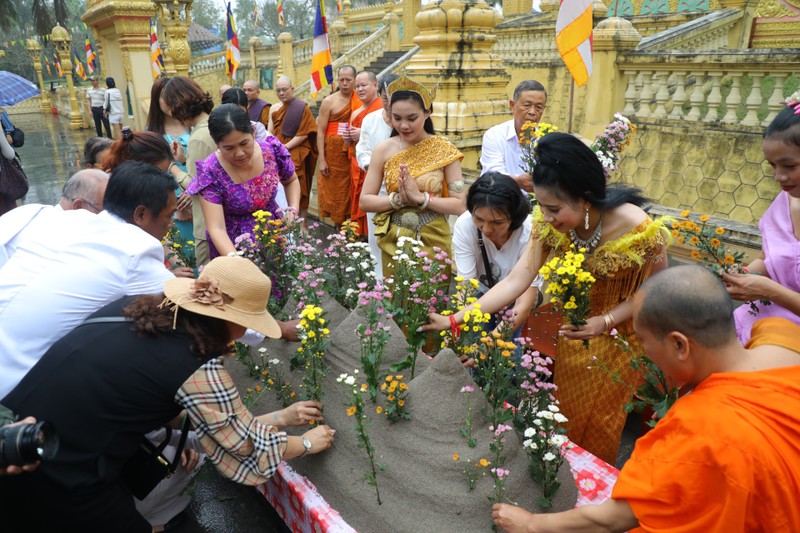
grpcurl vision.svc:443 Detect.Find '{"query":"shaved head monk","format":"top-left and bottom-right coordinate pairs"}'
top-left (243, 80), bottom-right (270, 129)
top-left (316, 65), bottom-right (357, 226)
top-left (493, 265), bottom-right (800, 532)
top-left (267, 76), bottom-right (318, 225)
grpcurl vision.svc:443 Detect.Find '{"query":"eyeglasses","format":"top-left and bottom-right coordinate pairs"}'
top-left (68, 197), bottom-right (101, 213)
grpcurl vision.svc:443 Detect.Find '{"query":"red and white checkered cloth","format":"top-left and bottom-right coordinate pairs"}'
top-left (256, 441), bottom-right (618, 532)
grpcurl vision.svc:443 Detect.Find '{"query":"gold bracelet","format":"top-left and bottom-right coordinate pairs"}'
top-left (603, 312), bottom-right (616, 331)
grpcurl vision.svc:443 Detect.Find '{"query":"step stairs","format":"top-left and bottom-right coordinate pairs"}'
top-left (364, 51), bottom-right (406, 77)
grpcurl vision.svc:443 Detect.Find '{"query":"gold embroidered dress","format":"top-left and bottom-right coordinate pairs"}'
top-left (373, 136), bottom-right (463, 279)
top-left (531, 207), bottom-right (671, 464)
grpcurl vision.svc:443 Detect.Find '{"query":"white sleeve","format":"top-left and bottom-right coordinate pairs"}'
top-left (0, 128), bottom-right (15, 159)
top-left (125, 242), bottom-right (175, 295)
top-left (356, 119), bottom-right (372, 171)
top-left (479, 127), bottom-right (506, 176)
top-left (452, 213), bottom-right (479, 280)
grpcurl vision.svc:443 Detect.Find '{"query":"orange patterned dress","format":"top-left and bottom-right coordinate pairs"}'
top-left (531, 207), bottom-right (671, 464)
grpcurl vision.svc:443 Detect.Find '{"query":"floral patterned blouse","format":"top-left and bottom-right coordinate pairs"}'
top-left (188, 137), bottom-right (295, 258)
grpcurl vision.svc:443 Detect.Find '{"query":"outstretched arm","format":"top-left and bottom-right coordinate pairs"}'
top-left (492, 499), bottom-right (638, 533)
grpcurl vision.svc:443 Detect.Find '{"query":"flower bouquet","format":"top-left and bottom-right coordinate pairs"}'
top-left (538, 245), bottom-right (596, 347)
top-left (164, 224), bottom-right (196, 270)
top-left (519, 121), bottom-right (559, 176)
top-left (673, 210), bottom-right (768, 315)
top-left (591, 113), bottom-right (636, 180)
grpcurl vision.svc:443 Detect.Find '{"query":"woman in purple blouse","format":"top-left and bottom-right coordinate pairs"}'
top-left (188, 104), bottom-right (300, 258)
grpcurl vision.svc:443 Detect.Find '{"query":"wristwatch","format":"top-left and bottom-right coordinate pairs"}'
top-left (302, 436), bottom-right (312, 457)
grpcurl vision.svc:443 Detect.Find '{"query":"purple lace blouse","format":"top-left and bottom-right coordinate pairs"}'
top-left (188, 137), bottom-right (295, 258)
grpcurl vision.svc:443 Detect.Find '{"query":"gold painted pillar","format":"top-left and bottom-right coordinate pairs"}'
top-left (249, 37), bottom-right (260, 80)
top-left (50, 24), bottom-right (83, 129)
top-left (25, 38), bottom-right (52, 113)
top-left (83, 0), bottom-right (159, 130)
top-left (278, 33), bottom-right (296, 84)
top-left (155, 0), bottom-right (193, 77)
top-left (405, 0), bottom-right (511, 169)
top-left (580, 17), bottom-right (641, 140)
top-left (400, 0), bottom-right (421, 50)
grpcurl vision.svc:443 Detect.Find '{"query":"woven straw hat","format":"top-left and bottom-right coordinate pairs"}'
top-left (163, 256), bottom-right (280, 338)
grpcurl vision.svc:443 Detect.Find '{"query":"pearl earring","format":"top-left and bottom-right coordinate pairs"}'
top-left (584, 208), bottom-right (590, 230)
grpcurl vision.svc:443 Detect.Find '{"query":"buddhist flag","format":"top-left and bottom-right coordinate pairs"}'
top-left (336, 0), bottom-right (342, 11)
top-left (555, 0), bottom-right (593, 87)
top-left (53, 53), bottom-right (64, 78)
top-left (44, 57), bottom-right (52, 77)
top-left (225, 2), bottom-right (241, 78)
top-left (253, 1), bottom-right (259, 29)
top-left (72, 45), bottom-right (87, 81)
top-left (85, 38), bottom-right (97, 74)
top-left (277, 0), bottom-right (285, 26)
top-left (310, 0), bottom-right (332, 97)
top-left (150, 19), bottom-right (165, 79)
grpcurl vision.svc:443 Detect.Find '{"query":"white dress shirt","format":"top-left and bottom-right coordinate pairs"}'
top-left (86, 87), bottom-right (106, 107)
top-left (452, 211), bottom-right (535, 293)
top-left (354, 110), bottom-right (392, 279)
top-left (0, 208), bottom-right (174, 399)
top-left (0, 204), bottom-right (57, 268)
top-left (479, 119), bottom-right (525, 177)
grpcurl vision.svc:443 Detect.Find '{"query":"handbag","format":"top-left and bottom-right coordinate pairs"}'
top-left (121, 417), bottom-right (192, 500)
top-left (77, 316), bottom-right (193, 500)
top-left (9, 128), bottom-right (24, 148)
top-left (0, 155), bottom-right (29, 200)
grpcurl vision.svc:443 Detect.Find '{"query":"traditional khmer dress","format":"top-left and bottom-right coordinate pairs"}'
top-left (372, 136), bottom-right (463, 280)
top-left (531, 207), bottom-right (671, 464)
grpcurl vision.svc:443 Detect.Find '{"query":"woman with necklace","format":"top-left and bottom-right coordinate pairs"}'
top-left (424, 132), bottom-right (671, 464)
top-left (187, 104), bottom-right (300, 259)
top-left (359, 74), bottom-right (466, 280)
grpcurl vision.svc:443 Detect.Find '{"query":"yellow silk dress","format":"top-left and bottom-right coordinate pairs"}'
top-left (373, 136), bottom-right (463, 280)
top-left (531, 207), bottom-right (671, 464)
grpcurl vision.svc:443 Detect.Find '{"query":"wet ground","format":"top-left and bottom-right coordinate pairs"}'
top-left (13, 112), bottom-right (641, 532)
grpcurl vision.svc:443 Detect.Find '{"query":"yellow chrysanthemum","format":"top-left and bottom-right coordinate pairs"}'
top-left (346, 406), bottom-right (357, 416)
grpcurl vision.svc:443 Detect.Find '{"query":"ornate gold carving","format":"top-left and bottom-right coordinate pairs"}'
top-left (755, 0), bottom-right (800, 17)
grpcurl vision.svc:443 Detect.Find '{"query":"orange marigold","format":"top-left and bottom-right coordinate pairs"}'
top-left (690, 250), bottom-right (701, 259)
top-left (680, 210), bottom-right (691, 217)
top-left (715, 227), bottom-right (725, 235)
top-left (346, 406), bottom-right (357, 416)
top-left (452, 453), bottom-right (460, 461)
top-left (710, 238), bottom-right (721, 247)
top-left (724, 255), bottom-right (736, 265)
top-left (699, 215), bottom-right (710, 222)
top-left (690, 236), bottom-right (700, 245)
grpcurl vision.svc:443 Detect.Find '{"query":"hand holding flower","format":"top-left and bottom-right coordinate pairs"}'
top-left (559, 315), bottom-right (607, 341)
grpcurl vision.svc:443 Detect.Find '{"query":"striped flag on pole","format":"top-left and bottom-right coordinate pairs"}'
top-left (253, 1), bottom-right (259, 29)
top-left (336, 0), bottom-right (342, 11)
top-left (555, 0), bottom-right (593, 87)
top-left (277, 0), bottom-right (285, 26)
top-left (225, 2), bottom-right (241, 78)
top-left (53, 53), bottom-right (64, 78)
top-left (309, 0), bottom-right (332, 97)
top-left (45, 57), bottom-right (52, 77)
top-left (150, 20), bottom-right (165, 79)
top-left (72, 45), bottom-right (87, 81)
top-left (85, 38), bottom-right (97, 74)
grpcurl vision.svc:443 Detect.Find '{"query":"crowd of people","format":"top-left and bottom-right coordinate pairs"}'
top-left (0, 68), bottom-right (798, 533)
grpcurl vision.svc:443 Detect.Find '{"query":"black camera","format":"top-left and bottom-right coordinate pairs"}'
top-left (0, 420), bottom-right (59, 468)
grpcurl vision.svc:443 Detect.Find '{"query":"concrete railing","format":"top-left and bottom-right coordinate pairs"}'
top-left (190, 51), bottom-right (227, 76)
top-left (618, 50), bottom-right (798, 128)
top-left (5, 96), bottom-right (44, 116)
top-left (344, 0), bottom-right (400, 30)
top-left (638, 8), bottom-right (743, 51)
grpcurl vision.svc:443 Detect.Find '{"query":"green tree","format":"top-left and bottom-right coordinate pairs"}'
top-left (192, 0), bottom-right (223, 34)
top-left (235, 0), bottom-right (259, 44)
top-left (259, 0), bottom-right (316, 43)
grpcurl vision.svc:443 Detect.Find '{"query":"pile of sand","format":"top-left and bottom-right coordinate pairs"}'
top-left (227, 302), bottom-right (578, 531)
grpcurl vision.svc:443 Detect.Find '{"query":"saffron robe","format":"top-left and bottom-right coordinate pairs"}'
top-left (272, 101), bottom-right (318, 212)
top-left (349, 97), bottom-right (383, 235)
top-left (318, 103), bottom-right (352, 225)
top-left (613, 317), bottom-right (800, 532)
top-left (248, 99), bottom-right (271, 128)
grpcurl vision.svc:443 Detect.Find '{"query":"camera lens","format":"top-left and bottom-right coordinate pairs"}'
top-left (0, 420), bottom-right (59, 468)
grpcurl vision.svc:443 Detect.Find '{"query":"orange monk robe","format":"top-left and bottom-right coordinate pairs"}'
top-left (272, 102), bottom-right (318, 212)
top-left (349, 97), bottom-right (383, 235)
top-left (612, 317), bottom-right (800, 532)
top-left (318, 102), bottom-right (352, 225)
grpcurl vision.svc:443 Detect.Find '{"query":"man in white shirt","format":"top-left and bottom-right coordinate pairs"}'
top-left (355, 73), bottom-right (397, 279)
top-left (479, 80), bottom-right (548, 192)
top-left (86, 76), bottom-right (111, 138)
top-left (0, 161), bottom-right (177, 399)
top-left (0, 169), bottom-right (109, 267)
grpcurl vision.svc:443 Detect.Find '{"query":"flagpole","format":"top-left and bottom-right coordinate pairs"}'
top-left (568, 78), bottom-right (575, 132)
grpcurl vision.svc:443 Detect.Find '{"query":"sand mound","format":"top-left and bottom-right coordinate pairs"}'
top-left (228, 308), bottom-right (578, 531)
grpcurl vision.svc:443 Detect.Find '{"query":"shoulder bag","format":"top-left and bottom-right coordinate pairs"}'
top-left (0, 155), bottom-right (29, 200)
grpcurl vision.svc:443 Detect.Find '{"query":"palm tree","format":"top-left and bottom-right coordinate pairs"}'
top-left (0, 0), bottom-right (68, 36)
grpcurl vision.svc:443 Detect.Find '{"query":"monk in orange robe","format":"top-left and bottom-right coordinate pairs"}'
top-left (492, 265), bottom-right (800, 533)
top-left (346, 71), bottom-right (382, 235)
top-left (317, 65), bottom-right (357, 226)
top-left (268, 76), bottom-right (318, 221)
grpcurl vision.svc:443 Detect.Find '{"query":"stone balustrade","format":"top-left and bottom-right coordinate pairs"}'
top-left (618, 50), bottom-right (798, 128)
top-left (293, 37), bottom-right (314, 66)
top-left (6, 96), bottom-right (44, 116)
top-left (190, 51), bottom-right (226, 76)
top-left (624, 13), bottom-right (706, 37)
top-left (340, 28), bottom-right (377, 52)
top-left (494, 15), bottom-right (560, 65)
top-left (345, 0), bottom-right (400, 29)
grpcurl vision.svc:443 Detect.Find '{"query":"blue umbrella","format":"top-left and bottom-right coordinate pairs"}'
top-left (0, 71), bottom-right (42, 107)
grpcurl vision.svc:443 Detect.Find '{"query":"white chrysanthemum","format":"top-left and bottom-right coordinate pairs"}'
top-left (536, 411), bottom-right (554, 420)
top-left (550, 435), bottom-right (568, 447)
top-left (344, 375), bottom-right (356, 386)
top-left (553, 413), bottom-right (568, 424)
top-left (524, 428), bottom-right (536, 438)
top-left (543, 452), bottom-right (556, 462)
top-left (547, 404), bottom-right (559, 413)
